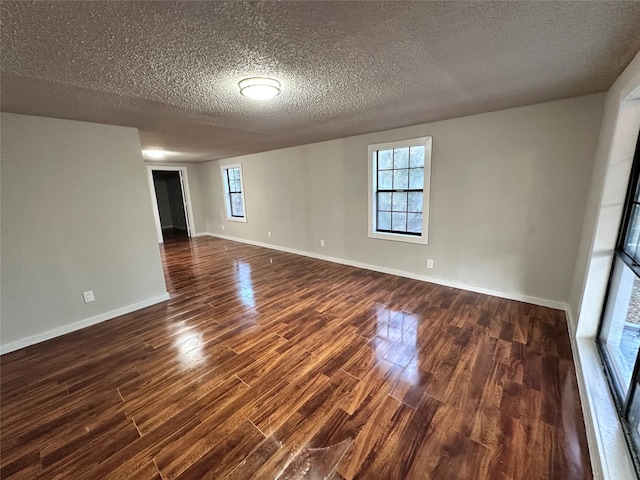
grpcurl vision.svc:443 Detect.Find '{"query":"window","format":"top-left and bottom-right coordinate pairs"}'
top-left (221, 163), bottom-right (247, 222)
top-left (368, 137), bottom-right (432, 245)
top-left (598, 130), bottom-right (640, 471)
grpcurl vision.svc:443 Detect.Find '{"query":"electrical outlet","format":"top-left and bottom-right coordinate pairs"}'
top-left (427, 259), bottom-right (434, 269)
top-left (221, 225), bottom-right (225, 230)
top-left (320, 239), bottom-right (325, 247)
top-left (268, 231), bottom-right (272, 238)
top-left (83, 290), bottom-right (95, 303)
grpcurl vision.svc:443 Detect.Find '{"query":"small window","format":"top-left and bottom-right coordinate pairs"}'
top-left (221, 163), bottom-right (247, 222)
top-left (368, 137), bottom-right (432, 245)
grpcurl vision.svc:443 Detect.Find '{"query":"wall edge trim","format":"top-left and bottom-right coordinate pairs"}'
top-left (202, 232), bottom-right (567, 310)
top-left (0, 293), bottom-right (171, 355)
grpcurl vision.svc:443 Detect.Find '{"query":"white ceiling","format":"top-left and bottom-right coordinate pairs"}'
top-left (2, 1), bottom-right (640, 163)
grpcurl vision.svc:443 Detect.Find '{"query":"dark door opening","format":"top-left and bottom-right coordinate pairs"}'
top-left (152, 170), bottom-right (189, 241)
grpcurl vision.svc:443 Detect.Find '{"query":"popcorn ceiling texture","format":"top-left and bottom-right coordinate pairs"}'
top-left (2, 1), bottom-right (640, 162)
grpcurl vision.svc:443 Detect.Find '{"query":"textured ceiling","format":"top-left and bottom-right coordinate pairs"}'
top-left (2, 1), bottom-right (640, 163)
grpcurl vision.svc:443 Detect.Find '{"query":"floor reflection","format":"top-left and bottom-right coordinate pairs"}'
top-left (374, 305), bottom-right (419, 385)
top-left (235, 261), bottom-right (256, 308)
top-left (174, 331), bottom-right (206, 371)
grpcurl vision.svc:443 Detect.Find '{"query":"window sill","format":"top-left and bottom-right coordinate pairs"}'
top-left (226, 217), bottom-right (247, 223)
top-left (573, 335), bottom-right (636, 479)
top-left (368, 231), bottom-right (428, 245)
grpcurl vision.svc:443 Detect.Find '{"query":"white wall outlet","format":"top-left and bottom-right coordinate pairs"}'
top-left (427, 259), bottom-right (434, 269)
top-left (268, 231), bottom-right (272, 238)
top-left (221, 224), bottom-right (225, 230)
top-left (83, 290), bottom-right (95, 303)
top-left (320, 239), bottom-right (325, 247)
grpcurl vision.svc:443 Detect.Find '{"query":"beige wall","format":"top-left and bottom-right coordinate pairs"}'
top-left (1, 113), bottom-right (168, 351)
top-left (198, 94), bottom-right (605, 306)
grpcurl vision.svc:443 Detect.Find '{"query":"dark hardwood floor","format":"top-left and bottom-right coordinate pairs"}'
top-left (1, 236), bottom-right (592, 479)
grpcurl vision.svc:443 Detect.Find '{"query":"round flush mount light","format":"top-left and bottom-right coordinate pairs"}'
top-left (238, 77), bottom-right (281, 100)
top-left (143, 149), bottom-right (167, 160)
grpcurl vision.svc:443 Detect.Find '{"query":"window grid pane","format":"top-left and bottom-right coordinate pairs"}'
top-left (230, 192), bottom-right (244, 217)
top-left (409, 146), bottom-right (425, 168)
top-left (224, 167), bottom-right (245, 219)
top-left (626, 203), bottom-right (640, 263)
top-left (375, 148), bottom-right (424, 236)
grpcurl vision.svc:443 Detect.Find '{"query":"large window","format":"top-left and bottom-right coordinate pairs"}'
top-left (368, 137), bottom-right (432, 245)
top-left (598, 130), bottom-right (640, 470)
top-left (221, 163), bottom-right (247, 222)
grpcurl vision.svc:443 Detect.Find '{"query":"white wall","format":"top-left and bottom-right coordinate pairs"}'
top-left (0, 113), bottom-right (169, 352)
top-left (198, 94), bottom-right (604, 306)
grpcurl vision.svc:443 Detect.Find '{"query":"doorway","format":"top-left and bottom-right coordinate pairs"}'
top-left (147, 166), bottom-right (196, 243)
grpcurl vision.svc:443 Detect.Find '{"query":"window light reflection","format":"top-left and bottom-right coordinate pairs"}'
top-left (175, 332), bottom-right (206, 371)
top-left (375, 306), bottom-right (419, 385)
top-left (235, 261), bottom-right (255, 308)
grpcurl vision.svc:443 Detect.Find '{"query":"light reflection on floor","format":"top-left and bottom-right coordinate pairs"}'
top-left (236, 261), bottom-right (256, 309)
top-left (374, 305), bottom-right (419, 385)
top-left (174, 331), bottom-right (206, 371)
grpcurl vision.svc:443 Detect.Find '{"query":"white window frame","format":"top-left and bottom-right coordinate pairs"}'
top-left (368, 136), bottom-right (432, 245)
top-left (220, 163), bottom-right (247, 223)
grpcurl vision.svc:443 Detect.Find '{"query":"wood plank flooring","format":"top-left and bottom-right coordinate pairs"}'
top-left (0, 236), bottom-right (592, 479)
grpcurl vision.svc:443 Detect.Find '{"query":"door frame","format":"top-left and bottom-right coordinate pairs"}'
top-left (146, 165), bottom-right (196, 243)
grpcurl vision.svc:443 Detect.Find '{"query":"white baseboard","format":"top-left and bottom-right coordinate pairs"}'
top-left (0, 293), bottom-right (171, 355)
top-left (564, 308), bottom-right (636, 480)
top-left (201, 232), bottom-right (567, 310)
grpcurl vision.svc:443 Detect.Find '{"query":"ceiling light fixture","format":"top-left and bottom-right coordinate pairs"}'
top-left (238, 77), bottom-right (281, 100)
top-left (144, 149), bottom-right (166, 159)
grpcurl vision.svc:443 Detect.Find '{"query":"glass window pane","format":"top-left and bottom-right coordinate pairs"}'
top-left (230, 179), bottom-right (241, 192)
top-left (378, 171), bottom-right (392, 190)
top-left (599, 256), bottom-right (640, 398)
top-left (393, 169), bottom-right (409, 190)
top-left (408, 192), bottom-right (423, 212)
top-left (377, 211), bottom-right (391, 231)
top-left (409, 168), bottom-right (424, 190)
top-left (625, 204), bottom-right (640, 261)
top-left (391, 212), bottom-right (407, 232)
top-left (407, 213), bottom-right (422, 233)
top-left (627, 380), bottom-right (640, 453)
top-left (378, 192), bottom-right (392, 211)
top-left (392, 192), bottom-right (407, 212)
top-left (410, 146), bottom-right (425, 168)
top-left (393, 147), bottom-right (409, 169)
top-left (378, 150), bottom-right (393, 170)
top-left (230, 193), bottom-right (244, 217)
